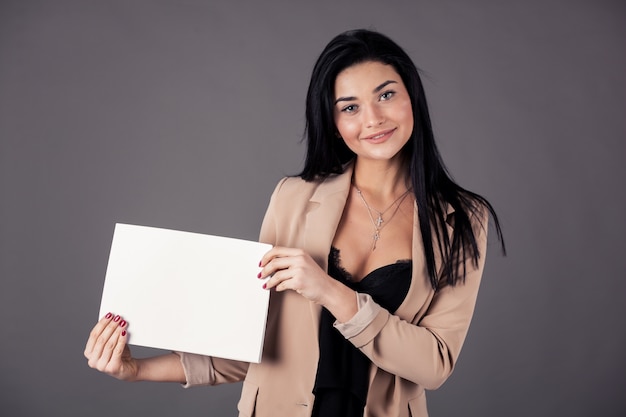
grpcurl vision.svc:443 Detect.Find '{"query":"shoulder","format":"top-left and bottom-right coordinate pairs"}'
top-left (271, 169), bottom-right (349, 201)
top-left (267, 162), bottom-right (353, 214)
top-left (265, 176), bottom-right (321, 217)
top-left (270, 176), bottom-right (318, 201)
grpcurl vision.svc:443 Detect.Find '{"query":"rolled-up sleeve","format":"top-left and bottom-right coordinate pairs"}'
top-left (174, 351), bottom-right (248, 388)
top-left (333, 292), bottom-right (386, 339)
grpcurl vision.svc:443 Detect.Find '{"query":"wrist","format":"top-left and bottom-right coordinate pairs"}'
top-left (133, 358), bottom-right (146, 382)
top-left (134, 353), bottom-right (186, 383)
top-left (323, 280), bottom-right (358, 323)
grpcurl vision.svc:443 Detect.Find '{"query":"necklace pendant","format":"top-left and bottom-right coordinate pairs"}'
top-left (375, 214), bottom-right (384, 228)
top-left (353, 182), bottom-right (412, 252)
top-left (372, 230), bottom-right (380, 251)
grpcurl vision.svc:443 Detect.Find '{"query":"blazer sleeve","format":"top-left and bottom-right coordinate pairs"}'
top-left (175, 179), bottom-right (289, 387)
top-left (336, 210), bottom-right (489, 390)
top-left (175, 352), bottom-right (249, 387)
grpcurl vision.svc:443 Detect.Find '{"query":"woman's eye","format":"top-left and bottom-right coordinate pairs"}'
top-left (342, 104), bottom-right (357, 113)
top-left (380, 91), bottom-right (395, 101)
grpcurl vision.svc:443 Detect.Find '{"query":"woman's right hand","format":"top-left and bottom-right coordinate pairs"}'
top-left (84, 313), bottom-right (138, 381)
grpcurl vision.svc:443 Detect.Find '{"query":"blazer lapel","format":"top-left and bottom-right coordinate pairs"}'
top-left (303, 164), bottom-right (354, 332)
top-left (395, 201), bottom-right (433, 321)
top-left (395, 201), bottom-right (456, 322)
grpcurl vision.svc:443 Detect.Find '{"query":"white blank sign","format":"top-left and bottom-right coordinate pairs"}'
top-left (99, 223), bottom-right (272, 363)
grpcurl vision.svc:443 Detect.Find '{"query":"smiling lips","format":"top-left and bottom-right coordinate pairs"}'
top-left (361, 128), bottom-right (396, 142)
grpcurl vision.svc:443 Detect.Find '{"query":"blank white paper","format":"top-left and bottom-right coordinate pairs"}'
top-left (98, 223), bottom-right (272, 363)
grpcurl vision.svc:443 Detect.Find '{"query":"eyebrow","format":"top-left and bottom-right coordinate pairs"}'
top-left (334, 80), bottom-right (398, 105)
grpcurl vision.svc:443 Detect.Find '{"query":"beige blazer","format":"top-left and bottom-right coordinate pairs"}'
top-left (178, 162), bottom-right (488, 417)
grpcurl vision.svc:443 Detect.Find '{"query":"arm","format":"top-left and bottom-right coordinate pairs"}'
top-left (175, 352), bottom-right (248, 387)
top-left (84, 313), bottom-right (249, 386)
top-left (337, 214), bottom-right (489, 389)
top-left (84, 313), bottom-right (186, 383)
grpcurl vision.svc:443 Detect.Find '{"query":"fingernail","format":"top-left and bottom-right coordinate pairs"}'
top-left (105, 312), bottom-right (113, 319)
top-left (119, 320), bottom-right (127, 328)
top-left (113, 315), bottom-right (121, 322)
top-left (262, 283), bottom-right (267, 289)
top-left (259, 260), bottom-right (262, 267)
top-left (121, 330), bottom-right (126, 337)
top-left (257, 272), bottom-right (262, 279)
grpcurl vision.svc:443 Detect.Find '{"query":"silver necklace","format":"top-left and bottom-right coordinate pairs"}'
top-left (353, 184), bottom-right (412, 251)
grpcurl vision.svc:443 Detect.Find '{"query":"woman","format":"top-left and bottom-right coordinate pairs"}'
top-left (85, 29), bottom-right (504, 417)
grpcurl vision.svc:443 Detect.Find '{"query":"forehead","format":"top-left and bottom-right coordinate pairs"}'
top-left (334, 61), bottom-right (402, 94)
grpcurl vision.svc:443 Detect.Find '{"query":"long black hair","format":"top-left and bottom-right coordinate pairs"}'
top-left (299, 29), bottom-right (505, 289)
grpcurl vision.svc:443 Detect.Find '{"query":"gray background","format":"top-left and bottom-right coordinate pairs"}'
top-left (1, 0), bottom-right (624, 416)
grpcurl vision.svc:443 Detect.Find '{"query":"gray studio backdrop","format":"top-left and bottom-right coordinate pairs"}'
top-left (1, 1), bottom-right (624, 416)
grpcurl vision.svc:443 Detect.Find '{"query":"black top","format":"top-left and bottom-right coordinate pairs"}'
top-left (311, 247), bottom-right (412, 417)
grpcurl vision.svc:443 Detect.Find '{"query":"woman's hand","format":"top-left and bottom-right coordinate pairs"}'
top-left (84, 313), bottom-right (138, 381)
top-left (259, 247), bottom-right (357, 322)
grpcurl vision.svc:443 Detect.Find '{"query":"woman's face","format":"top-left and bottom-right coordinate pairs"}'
top-left (333, 61), bottom-right (413, 163)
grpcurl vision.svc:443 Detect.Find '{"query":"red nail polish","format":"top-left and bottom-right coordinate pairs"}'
top-left (259, 260), bottom-right (262, 267)
top-left (257, 272), bottom-right (262, 279)
top-left (105, 312), bottom-right (112, 319)
top-left (113, 315), bottom-right (121, 322)
top-left (121, 330), bottom-right (126, 337)
top-left (119, 320), bottom-right (127, 328)
top-left (263, 283), bottom-right (267, 289)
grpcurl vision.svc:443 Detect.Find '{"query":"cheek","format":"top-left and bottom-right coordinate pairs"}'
top-left (334, 121), bottom-right (359, 153)
top-left (399, 101), bottom-right (414, 131)
top-left (405, 114), bottom-right (414, 135)
top-left (335, 117), bottom-right (360, 141)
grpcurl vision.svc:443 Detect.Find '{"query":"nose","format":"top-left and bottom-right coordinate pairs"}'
top-left (364, 104), bottom-right (385, 128)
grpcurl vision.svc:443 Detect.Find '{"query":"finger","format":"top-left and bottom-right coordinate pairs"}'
top-left (104, 328), bottom-right (128, 374)
top-left (264, 269), bottom-right (293, 290)
top-left (275, 279), bottom-right (297, 293)
top-left (95, 318), bottom-right (127, 371)
top-left (88, 314), bottom-right (126, 367)
top-left (84, 312), bottom-right (115, 358)
top-left (259, 246), bottom-right (303, 267)
top-left (259, 246), bottom-right (282, 267)
top-left (260, 256), bottom-right (294, 279)
top-left (273, 270), bottom-right (307, 295)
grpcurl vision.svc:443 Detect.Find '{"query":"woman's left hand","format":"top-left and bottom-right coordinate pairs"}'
top-left (259, 246), bottom-right (358, 321)
top-left (259, 246), bottom-right (338, 305)
top-left (259, 247), bottom-right (334, 304)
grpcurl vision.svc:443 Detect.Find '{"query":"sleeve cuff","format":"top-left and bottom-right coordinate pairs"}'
top-left (333, 292), bottom-right (382, 339)
top-left (174, 351), bottom-right (215, 388)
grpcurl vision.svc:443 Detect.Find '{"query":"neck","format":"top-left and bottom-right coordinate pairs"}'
top-left (352, 157), bottom-right (410, 199)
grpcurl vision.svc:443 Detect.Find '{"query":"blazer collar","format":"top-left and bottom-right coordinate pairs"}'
top-left (309, 163), bottom-right (354, 204)
top-left (304, 162), bottom-right (354, 268)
